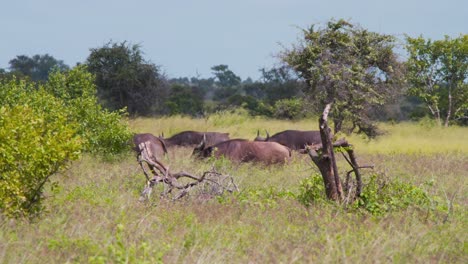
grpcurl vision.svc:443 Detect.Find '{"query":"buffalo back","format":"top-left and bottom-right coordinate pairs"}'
top-left (195, 139), bottom-right (291, 164)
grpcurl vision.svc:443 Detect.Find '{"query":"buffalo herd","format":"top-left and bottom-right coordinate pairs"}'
top-left (133, 129), bottom-right (323, 165)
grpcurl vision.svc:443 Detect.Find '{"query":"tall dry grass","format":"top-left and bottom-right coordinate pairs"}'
top-left (130, 111), bottom-right (468, 155)
top-left (1, 113), bottom-right (467, 263)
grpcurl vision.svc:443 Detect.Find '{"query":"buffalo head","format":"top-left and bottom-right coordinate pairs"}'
top-left (254, 130), bottom-right (270, 141)
top-left (192, 134), bottom-right (215, 158)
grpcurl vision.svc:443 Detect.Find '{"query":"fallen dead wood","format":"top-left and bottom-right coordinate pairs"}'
top-left (136, 141), bottom-right (238, 201)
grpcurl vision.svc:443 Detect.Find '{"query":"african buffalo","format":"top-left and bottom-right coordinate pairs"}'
top-left (193, 138), bottom-right (291, 165)
top-left (133, 133), bottom-right (168, 160)
top-left (254, 130), bottom-right (322, 150)
top-left (162, 131), bottom-right (230, 148)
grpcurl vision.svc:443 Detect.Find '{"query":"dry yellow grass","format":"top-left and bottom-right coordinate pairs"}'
top-left (130, 112), bottom-right (468, 155)
top-left (1, 114), bottom-right (467, 263)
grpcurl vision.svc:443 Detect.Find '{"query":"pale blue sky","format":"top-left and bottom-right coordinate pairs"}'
top-left (1, 0), bottom-right (466, 80)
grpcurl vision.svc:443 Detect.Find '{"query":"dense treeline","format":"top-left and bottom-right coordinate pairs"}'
top-left (2, 20), bottom-right (466, 131)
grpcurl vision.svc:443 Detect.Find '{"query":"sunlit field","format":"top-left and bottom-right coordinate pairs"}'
top-left (131, 113), bottom-right (468, 155)
top-left (1, 113), bottom-right (467, 263)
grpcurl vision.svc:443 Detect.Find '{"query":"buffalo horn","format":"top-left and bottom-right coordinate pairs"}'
top-left (196, 134), bottom-right (207, 150)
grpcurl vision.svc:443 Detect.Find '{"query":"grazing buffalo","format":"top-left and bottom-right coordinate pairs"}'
top-left (193, 138), bottom-right (291, 165)
top-left (162, 131), bottom-right (230, 148)
top-left (133, 133), bottom-right (168, 160)
top-left (254, 130), bottom-right (322, 150)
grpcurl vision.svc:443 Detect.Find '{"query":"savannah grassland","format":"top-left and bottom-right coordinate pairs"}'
top-left (1, 113), bottom-right (467, 263)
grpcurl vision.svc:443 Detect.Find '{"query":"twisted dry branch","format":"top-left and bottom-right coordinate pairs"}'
top-left (136, 141), bottom-right (238, 201)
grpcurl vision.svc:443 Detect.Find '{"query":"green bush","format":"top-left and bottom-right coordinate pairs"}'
top-left (272, 98), bottom-right (306, 120)
top-left (297, 172), bottom-right (434, 216)
top-left (165, 84), bottom-right (204, 117)
top-left (242, 98), bottom-right (274, 117)
top-left (0, 66), bottom-right (132, 218)
top-left (45, 65), bottom-right (133, 156)
top-left (296, 173), bottom-right (327, 207)
top-left (353, 173), bottom-right (431, 215)
top-left (0, 79), bottom-right (81, 218)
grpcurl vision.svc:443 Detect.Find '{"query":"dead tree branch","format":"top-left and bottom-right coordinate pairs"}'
top-left (135, 141), bottom-right (238, 202)
top-left (306, 103), bottom-right (343, 201)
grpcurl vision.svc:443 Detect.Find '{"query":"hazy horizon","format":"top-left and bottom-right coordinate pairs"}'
top-left (1, 0), bottom-right (466, 80)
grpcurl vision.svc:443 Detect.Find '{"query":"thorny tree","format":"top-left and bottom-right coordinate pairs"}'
top-left (282, 19), bottom-right (405, 137)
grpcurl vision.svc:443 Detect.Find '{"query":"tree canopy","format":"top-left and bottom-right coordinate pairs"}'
top-left (165, 84), bottom-right (205, 116)
top-left (281, 19), bottom-right (405, 136)
top-left (86, 41), bottom-right (169, 116)
top-left (8, 54), bottom-right (69, 81)
top-left (406, 34), bottom-right (468, 126)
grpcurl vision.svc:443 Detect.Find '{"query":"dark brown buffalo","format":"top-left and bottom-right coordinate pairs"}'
top-left (254, 130), bottom-right (322, 150)
top-left (193, 138), bottom-right (291, 164)
top-left (162, 131), bottom-right (230, 148)
top-left (133, 133), bottom-right (168, 160)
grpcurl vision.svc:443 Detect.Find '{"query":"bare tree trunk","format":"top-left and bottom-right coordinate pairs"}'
top-left (345, 148), bottom-right (362, 197)
top-left (308, 104), bottom-right (343, 201)
top-left (426, 72), bottom-right (442, 126)
top-left (333, 117), bottom-right (343, 135)
top-left (308, 147), bottom-right (340, 200)
top-left (444, 86), bottom-right (453, 127)
top-left (426, 102), bottom-right (441, 126)
top-left (308, 137), bottom-right (368, 203)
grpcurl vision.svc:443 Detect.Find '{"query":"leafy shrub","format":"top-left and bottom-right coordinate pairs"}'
top-left (353, 173), bottom-right (431, 215)
top-left (297, 172), bottom-right (434, 216)
top-left (296, 173), bottom-right (327, 207)
top-left (272, 98), bottom-right (306, 120)
top-left (0, 66), bottom-right (132, 218)
top-left (45, 65), bottom-right (133, 156)
top-left (0, 79), bottom-right (81, 218)
top-left (243, 99), bottom-right (274, 117)
top-left (165, 84), bottom-right (204, 117)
